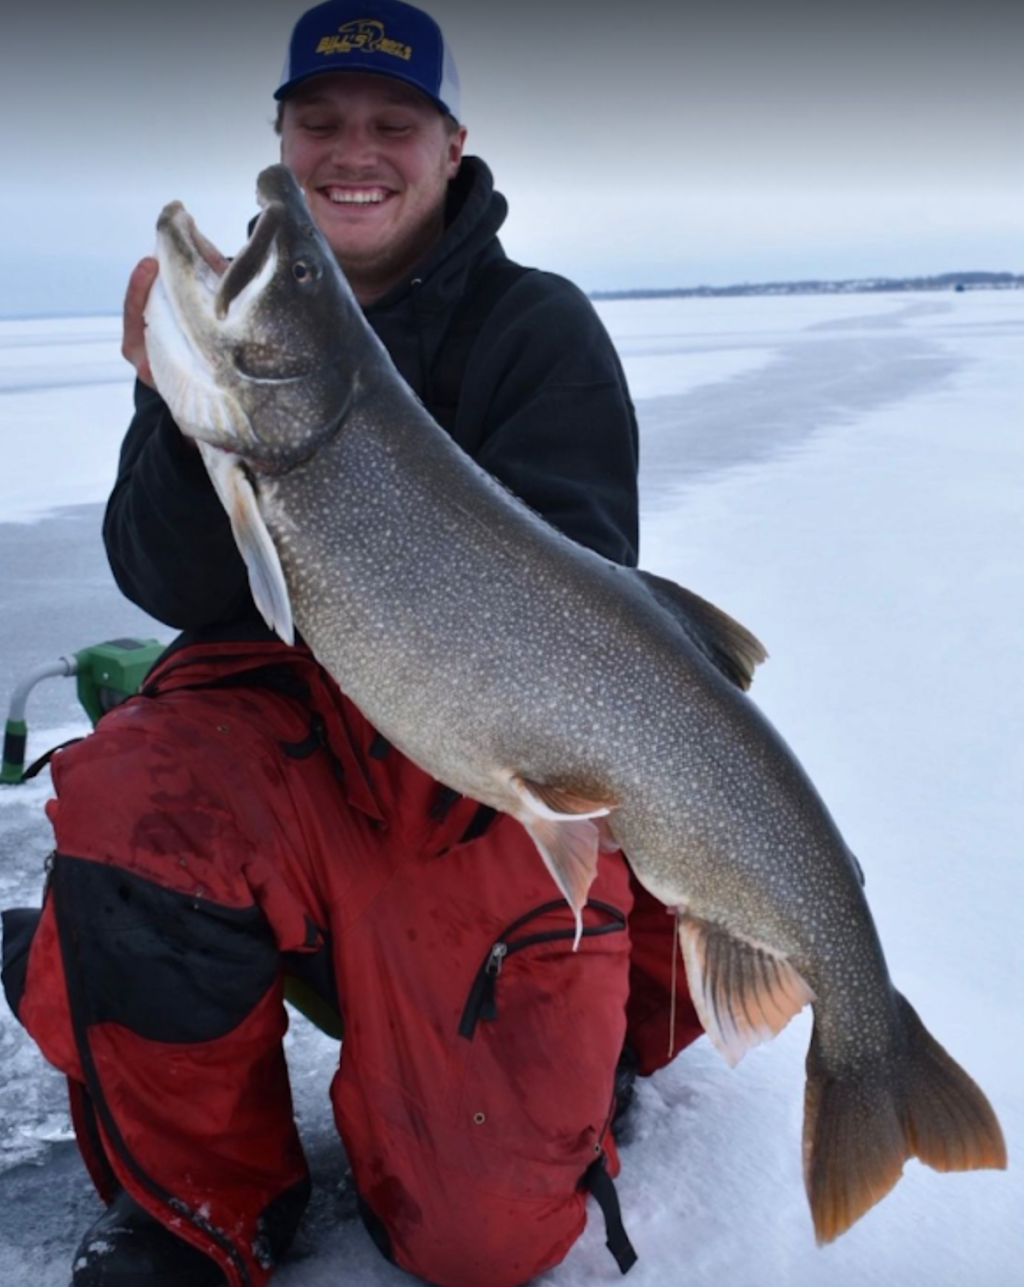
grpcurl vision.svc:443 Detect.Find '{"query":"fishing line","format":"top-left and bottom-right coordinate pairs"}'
top-left (668, 908), bottom-right (680, 1059)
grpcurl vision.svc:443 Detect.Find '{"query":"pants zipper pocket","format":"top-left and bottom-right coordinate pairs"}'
top-left (458, 899), bottom-right (627, 1040)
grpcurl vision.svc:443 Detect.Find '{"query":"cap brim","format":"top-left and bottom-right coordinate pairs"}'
top-left (274, 64), bottom-right (455, 119)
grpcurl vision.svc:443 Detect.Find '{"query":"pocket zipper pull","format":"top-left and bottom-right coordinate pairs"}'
top-left (480, 942), bottom-right (508, 1021)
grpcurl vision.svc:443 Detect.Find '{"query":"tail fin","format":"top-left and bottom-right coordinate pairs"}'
top-left (900, 994), bottom-right (1007, 1174)
top-left (803, 992), bottom-right (1006, 1245)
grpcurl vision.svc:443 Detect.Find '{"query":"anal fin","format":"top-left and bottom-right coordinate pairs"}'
top-left (678, 914), bottom-right (815, 1067)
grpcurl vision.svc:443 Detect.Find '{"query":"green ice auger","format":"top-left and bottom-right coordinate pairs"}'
top-left (1, 638), bottom-right (166, 785)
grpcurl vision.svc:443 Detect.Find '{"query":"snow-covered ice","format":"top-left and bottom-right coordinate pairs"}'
top-left (0, 316), bottom-right (133, 524)
top-left (0, 290), bottom-right (1020, 1285)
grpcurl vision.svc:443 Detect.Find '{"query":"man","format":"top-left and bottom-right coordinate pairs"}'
top-left (4, 2), bottom-right (701, 1284)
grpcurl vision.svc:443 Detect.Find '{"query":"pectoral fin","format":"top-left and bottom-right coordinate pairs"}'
top-left (198, 442), bottom-right (294, 645)
top-left (678, 914), bottom-right (815, 1066)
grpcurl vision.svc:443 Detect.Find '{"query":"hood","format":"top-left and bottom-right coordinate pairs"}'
top-left (371, 155), bottom-right (508, 312)
top-left (363, 155), bottom-right (510, 396)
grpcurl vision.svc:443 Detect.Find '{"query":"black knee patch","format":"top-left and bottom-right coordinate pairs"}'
top-left (1, 906), bottom-right (41, 1023)
top-left (53, 854), bottom-right (279, 1043)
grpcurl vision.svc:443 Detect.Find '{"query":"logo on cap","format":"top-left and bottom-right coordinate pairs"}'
top-left (316, 19), bottom-right (413, 62)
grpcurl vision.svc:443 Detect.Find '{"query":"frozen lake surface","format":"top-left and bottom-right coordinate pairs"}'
top-left (0, 290), bottom-right (1021, 1285)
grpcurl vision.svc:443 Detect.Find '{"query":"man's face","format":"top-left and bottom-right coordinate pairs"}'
top-left (280, 72), bottom-right (467, 304)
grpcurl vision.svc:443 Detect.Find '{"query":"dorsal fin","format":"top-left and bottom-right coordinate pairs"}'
top-left (635, 570), bottom-right (767, 691)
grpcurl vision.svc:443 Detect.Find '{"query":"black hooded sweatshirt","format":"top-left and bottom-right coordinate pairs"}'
top-left (103, 157), bottom-right (639, 640)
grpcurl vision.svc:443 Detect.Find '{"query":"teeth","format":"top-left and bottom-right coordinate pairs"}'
top-left (327, 190), bottom-right (387, 205)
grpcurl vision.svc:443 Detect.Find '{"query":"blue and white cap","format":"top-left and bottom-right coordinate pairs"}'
top-left (276, 0), bottom-right (461, 121)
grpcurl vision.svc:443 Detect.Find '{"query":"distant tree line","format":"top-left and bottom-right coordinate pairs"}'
top-left (590, 271), bottom-right (1024, 301)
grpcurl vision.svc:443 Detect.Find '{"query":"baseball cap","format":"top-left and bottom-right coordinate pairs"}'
top-left (276, 0), bottom-right (461, 121)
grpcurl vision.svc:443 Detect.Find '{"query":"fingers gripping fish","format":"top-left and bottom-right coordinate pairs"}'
top-left (143, 164), bottom-right (1006, 1247)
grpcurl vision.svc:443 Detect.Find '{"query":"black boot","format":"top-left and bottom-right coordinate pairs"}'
top-left (71, 1190), bottom-right (226, 1286)
top-left (611, 1041), bottom-right (640, 1140)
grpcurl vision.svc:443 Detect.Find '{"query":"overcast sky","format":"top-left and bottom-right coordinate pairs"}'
top-left (2, 0), bottom-right (1021, 315)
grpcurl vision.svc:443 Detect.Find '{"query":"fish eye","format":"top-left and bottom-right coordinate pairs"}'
top-left (292, 260), bottom-right (320, 283)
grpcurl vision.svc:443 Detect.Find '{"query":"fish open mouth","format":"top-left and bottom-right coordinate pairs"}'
top-left (154, 203), bottom-right (230, 307)
top-left (188, 215), bottom-right (231, 279)
top-left (212, 203), bottom-right (283, 326)
top-left (146, 164), bottom-right (353, 471)
top-left (154, 194), bottom-right (283, 329)
top-left (154, 196), bottom-right (318, 392)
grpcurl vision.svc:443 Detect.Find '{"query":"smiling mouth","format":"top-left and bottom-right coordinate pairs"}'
top-left (322, 187), bottom-right (392, 206)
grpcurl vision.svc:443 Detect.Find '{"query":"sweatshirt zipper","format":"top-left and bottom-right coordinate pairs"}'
top-left (458, 899), bottom-right (627, 1040)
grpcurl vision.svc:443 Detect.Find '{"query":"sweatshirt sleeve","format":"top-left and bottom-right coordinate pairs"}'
top-left (453, 271), bottom-right (640, 568)
top-left (102, 381), bottom-right (257, 629)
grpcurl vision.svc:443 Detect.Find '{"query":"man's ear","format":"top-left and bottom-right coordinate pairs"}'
top-left (447, 124), bottom-right (468, 177)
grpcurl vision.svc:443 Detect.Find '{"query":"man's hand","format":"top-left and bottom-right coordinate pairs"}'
top-left (122, 257), bottom-right (159, 388)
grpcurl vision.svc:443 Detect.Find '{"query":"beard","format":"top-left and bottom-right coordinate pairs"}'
top-left (331, 163), bottom-right (451, 302)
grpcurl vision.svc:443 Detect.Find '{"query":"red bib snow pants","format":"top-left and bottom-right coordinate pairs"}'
top-left (11, 641), bottom-right (701, 1287)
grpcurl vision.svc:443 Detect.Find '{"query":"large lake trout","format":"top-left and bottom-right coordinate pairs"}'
top-left (144, 164), bottom-right (1006, 1244)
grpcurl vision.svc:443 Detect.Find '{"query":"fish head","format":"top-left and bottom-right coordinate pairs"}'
top-left (145, 163), bottom-right (365, 472)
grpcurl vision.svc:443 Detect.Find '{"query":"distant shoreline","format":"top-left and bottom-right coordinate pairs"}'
top-left (1, 272), bottom-right (1021, 322)
top-left (590, 271), bottom-right (1024, 301)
